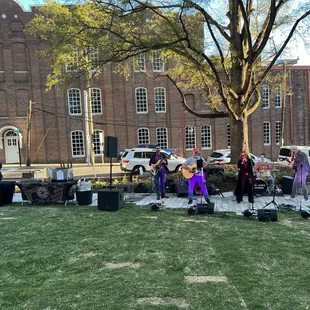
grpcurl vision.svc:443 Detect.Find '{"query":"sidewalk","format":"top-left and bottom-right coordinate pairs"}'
top-left (10, 190), bottom-right (309, 214)
top-left (2, 163), bottom-right (122, 179)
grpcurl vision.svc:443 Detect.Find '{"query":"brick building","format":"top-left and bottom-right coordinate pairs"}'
top-left (0, 0), bottom-right (309, 164)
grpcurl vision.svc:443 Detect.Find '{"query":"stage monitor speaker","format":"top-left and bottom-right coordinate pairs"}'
top-left (98, 188), bottom-right (124, 211)
top-left (175, 181), bottom-right (188, 197)
top-left (196, 202), bottom-right (215, 214)
top-left (104, 136), bottom-right (118, 158)
top-left (301, 210), bottom-right (310, 219)
top-left (281, 176), bottom-right (294, 194)
top-left (257, 209), bottom-right (278, 222)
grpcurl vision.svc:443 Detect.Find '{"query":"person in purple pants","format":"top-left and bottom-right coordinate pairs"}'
top-left (287, 146), bottom-right (310, 203)
top-left (182, 148), bottom-right (210, 205)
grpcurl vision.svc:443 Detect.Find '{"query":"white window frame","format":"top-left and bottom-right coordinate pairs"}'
top-left (156, 127), bottom-right (168, 149)
top-left (135, 87), bottom-right (148, 114)
top-left (154, 87), bottom-right (166, 113)
top-left (201, 125), bottom-right (212, 149)
top-left (67, 88), bottom-right (82, 115)
top-left (262, 84), bottom-right (270, 109)
top-left (134, 54), bottom-right (146, 72)
top-left (71, 130), bottom-right (85, 157)
top-left (87, 46), bottom-right (99, 70)
top-left (65, 48), bottom-right (79, 72)
top-left (263, 121), bottom-right (271, 145)
top-left (137, 128), bottom-right (150, 145)
top-left (152, 51), bottom-right (164, 72)
top-left (275, 121), bottom-right (281, 145)
top-left (274, 85), bottom-right (282, 108)
top-left (90, 88), bottom-right (102, 115)
top-left (185, 126), bottom-right (196, 150)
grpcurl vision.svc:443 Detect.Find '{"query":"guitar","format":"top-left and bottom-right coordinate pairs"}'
top-left (150, 155), bottom-right (168, 176)
top-left (182, 164), bottom-right (198, 179)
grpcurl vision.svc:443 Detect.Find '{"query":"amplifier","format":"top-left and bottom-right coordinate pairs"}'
top-left (98, 189), bottom-right (124, 211)
top-left (257, 209), bottom-right (278, 222)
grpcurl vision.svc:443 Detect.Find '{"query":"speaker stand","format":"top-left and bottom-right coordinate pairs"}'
top-left (109, 157), bottom-right (113, 189)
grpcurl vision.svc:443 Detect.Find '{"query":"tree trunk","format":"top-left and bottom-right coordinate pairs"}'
top-left (230, 114), bottom-right (249, 164)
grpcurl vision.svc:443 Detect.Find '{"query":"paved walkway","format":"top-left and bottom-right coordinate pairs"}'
top-left (11, 191), bottom-right (310, 214)
top-left (128, 192), bottom-right (310, 213)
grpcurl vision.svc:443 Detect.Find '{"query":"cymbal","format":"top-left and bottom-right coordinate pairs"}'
top-left (271, 168), bottom-right (280, 172)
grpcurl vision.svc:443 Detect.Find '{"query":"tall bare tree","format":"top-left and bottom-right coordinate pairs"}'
top-left (26, 0), bottom-right (310, 162)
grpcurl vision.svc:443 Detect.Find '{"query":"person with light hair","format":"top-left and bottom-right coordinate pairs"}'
top-left (287, 145), bottom-right (310, 204)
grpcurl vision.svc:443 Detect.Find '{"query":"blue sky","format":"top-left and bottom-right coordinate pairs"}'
top-left (17, 0), bottom-right (310, 64)
top-left (17, 0), bottom-right (44, 11)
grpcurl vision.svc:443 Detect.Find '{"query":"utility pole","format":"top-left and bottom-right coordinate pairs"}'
top-left (26, 99), bottom-right (33, 166)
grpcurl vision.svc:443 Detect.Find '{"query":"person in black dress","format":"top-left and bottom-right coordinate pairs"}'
top-left (235, 151), bottom-right (255, 204)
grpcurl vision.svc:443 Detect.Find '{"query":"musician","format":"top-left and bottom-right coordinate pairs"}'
top-left (287, 145), bottom-right (310, 202)
top-left (254, 153), bottom-right (274, 188)
top-left (235, 151), bottom-right (255, 204)
top-left (149, 144), bottom-right (169, 200)
top-left (182, 148), bottom-right (210, 205)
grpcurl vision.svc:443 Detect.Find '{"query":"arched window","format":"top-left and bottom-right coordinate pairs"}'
top-left (135, 88), bottom-right (148, 113)
top-left (67, 88), bottom-right (82, 115)
top-left (154, 87), bottom-right (166, 113)
top-left (156, 127), bottom-right (168, 148)
top-left (263, 122), bottom-right (270, 145)
top-left (185, 126), bottom-right (196, 150)
top-left (201, 125), bottom-right (212, 149)
top-left (91, 88), bottom-right (102, 115)
top-left (71, 131), bottom-right (85, 157)
top-left (137, 128), bottom-right (149, 145)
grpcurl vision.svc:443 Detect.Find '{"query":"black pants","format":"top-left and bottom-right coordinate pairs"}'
top-left (237, 176), bottom-right (254, 203)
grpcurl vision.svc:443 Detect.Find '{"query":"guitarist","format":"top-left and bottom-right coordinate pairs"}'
top-left (286, 145), bottom-right (310, 203)
top-left (182, 148), bottom-right (211, 205)
top-left (149, 144), bottom-right (169, 200)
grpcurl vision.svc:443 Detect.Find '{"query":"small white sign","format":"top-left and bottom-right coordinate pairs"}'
top-left (56, 170), bottom-right (65, 180)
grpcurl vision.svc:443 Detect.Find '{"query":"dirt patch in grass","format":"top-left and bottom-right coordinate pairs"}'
top-left (136, 297), bottom-right (190, 309)
top-left (183, 219), bottom-right (209, 223)
top-left (104, 262), bottom-right (141, 269)
top-left (185, 276), bottom-right (228, 283)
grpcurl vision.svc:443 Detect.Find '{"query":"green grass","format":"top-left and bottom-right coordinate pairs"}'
top-left (1, 204), bottom-right (310, 310)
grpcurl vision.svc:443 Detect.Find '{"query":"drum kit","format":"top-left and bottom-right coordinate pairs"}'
top-left (253, 167), bottom-right (280, 196)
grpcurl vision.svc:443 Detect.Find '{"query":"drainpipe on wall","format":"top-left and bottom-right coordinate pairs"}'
top-left (308, 69), bottom-right (310, 144)
top-left (84, 90), bottom-right (90, 165)
top-left (289, 70), bottom-right (294, 143)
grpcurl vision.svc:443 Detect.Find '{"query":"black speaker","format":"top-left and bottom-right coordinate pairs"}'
top-left (301, 210), bottom-right (310, 219)
top-left (175, 181), bottom-right (188, 197)
top-left (281, 176), bottom-right (294, 194)
top-left (196, 202), bottom-right (215, 214)
top-left (104, 136), bottom-right (118, 158)
top-left (0, 181), bottom-right (16, 206)
top-left (257, 209), bottom-right (278, 222)
top-left (98, 188), bottom-right (124, 211)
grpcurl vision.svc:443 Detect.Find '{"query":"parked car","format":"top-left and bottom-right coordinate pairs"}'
top-left (207, 149), bottom-right (271, 164)
top-left (136, 144), bottom-right (176, 155)
top-left (277, 145), bottom-right (310, 166)
top-left (120, 148), bottom-right (185, 173)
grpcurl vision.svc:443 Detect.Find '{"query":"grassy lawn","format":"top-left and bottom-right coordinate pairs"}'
top-left (1, 203), bottom-right (310, 310)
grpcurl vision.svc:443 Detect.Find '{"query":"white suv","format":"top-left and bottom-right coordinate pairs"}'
top-left (120, 148), bottom-right (185, 173)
